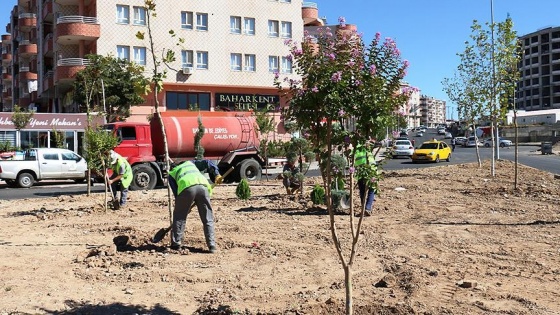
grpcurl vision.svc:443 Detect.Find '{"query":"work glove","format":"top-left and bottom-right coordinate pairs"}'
top-left (215, 175), bottom-right (223, 185)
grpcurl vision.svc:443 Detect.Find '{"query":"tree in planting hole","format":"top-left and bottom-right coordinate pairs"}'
top-left (135, 0), bottom-right (184, 234)
top-left (274, 18), bottom-right (410, 314)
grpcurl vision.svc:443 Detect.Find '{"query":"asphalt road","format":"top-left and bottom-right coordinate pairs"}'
top-left (1, 130), bottom-right (558, 200)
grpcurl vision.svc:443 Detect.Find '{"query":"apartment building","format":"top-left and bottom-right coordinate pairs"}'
top-left (517, 26), bottom-right (560, 112)
top-left (419, 95), bottom-right (446, 128)
top-left (398, 83), bottom-right (421, 129)
top-left (1, 0), bottom-right (312, 121)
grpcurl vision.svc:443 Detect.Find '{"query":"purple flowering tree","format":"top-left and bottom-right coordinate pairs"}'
top-left (274, 20), bottom-right (410, 313)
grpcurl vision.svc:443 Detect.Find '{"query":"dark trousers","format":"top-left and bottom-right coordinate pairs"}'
top-left (358, 178), bottom-right (375, 212)
top-left (172, 184), bottom-right (215, 250)
top-left (110, 180), bottom-right (128, 206)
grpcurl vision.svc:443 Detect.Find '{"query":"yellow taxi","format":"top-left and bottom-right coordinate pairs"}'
top-left (411, 139), bottom-right (452, 163)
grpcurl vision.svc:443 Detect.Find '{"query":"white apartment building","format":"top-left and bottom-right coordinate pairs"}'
top-left (1, 0), bottom-right (308, 121)
top-left (419, 95), bottom-right (446, 127)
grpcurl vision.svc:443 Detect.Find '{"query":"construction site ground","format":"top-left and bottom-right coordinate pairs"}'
top-left (0, 159), bottom-right (559, 314)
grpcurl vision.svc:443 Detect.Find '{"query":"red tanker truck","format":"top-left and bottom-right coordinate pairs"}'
top-left (103, 111), bottom-right (265, 190)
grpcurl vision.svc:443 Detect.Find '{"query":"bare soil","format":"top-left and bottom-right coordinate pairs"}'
top-left (1, 159), bottom-right (559, 315)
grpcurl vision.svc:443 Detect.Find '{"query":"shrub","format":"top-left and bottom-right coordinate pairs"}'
top-left (235, 178), bottom-right (251, 200)
top-left (310, 184), bottom-right (326, 205)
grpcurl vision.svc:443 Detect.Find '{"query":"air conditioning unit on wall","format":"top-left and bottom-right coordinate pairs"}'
top-left (182, 67), bottom-right (193, 75)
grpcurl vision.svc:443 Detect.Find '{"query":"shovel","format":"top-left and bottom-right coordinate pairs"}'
top-left (101, 156), bottom-right (120, 210)
top-left (152, 166), bottom-right (234, 243)
top-left (106, 172), bottom-right (120, 210)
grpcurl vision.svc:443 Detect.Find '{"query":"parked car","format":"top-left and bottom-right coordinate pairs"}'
top-left (454, 137), bottom-right (468, 146)
top-left (463, 136), bottom-right (484, 147)
top-left (390, 140), bottom-right (415, 158)
top-left (411, 140), bottom-right (452, 163)
top-left (483, 138), bottom-right (512, 148)
top-left (0, 148), bottom-right (88, 188)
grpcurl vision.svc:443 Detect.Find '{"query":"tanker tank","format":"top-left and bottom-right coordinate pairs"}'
top-left (150, 111), bottom-right (260, 159)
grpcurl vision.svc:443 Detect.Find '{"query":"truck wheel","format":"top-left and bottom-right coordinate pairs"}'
top-left (17, 172), bottom-right (35, 188)
top-left (130, 164), bottom-right (157, 190)
top-left (238, 159), bottom-right (262, 181)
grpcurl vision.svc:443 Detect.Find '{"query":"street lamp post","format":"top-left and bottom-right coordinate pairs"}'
top-left (490, 0), bottom-right (499, 173)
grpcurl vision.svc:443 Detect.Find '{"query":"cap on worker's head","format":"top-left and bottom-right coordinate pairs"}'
top-left (110, 151), bottom-right (118, 165)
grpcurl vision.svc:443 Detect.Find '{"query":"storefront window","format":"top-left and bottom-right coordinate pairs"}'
top-left (0, 131), bottom-right (17, 149)
top-left (20, 131), bottom-right (49, 149)
top-left (77, 132), bottom-right (85, 156)
top-left (166, 91), bottom-right (210, 111)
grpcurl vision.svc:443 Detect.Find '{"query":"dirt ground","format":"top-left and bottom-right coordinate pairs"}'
top-left (1, 159), bottom-right (559, 315)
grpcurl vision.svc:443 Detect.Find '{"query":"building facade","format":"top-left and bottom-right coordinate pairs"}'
top-left (1, 0), bottom-right (311, 122)
top-left (517, 26), bottom-right (560, 111)
top-left (419, 95), bottom-right (446, 128)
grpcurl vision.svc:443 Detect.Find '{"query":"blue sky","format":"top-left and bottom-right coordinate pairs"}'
top-left (1, 1), bottom-right (559, 119)
top-left (314, 0), bottom-right (560, 119)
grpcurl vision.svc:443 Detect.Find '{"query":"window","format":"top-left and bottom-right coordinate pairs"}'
top-left (244, 54), bottom-right (256, 72)
top-left (133, 6), bottom-right (146, 25)
top-left (166, 92), bottom-right (211, 111)
top-left (181, 11), bottom-right (193, 29)
top-left (281, 56), bottom-right (292, 73)
top-left (268, 20), bottom-right (279, 37)
top-left (62, 152), bottom-right (80, 161)
top-left (182, 50), bottom-right (193, 67)
top-left (116, 45), bottom-right (130, 61)
top-left (116, 5), bottom-right (130, 24)
top-left (230, 16), bottom-right (241, 34)
top-left (196, 13), bottom-right (208, 31)
top-left (43, 153), bottom-right (59, 160)
top-left (118, 127), bottom-right (136, 141)
top-left (0, 131), bottom-right (16, 148)
top-left (133, 46), bottom-right (146, 65)
top-left (230, 53), bottom-right (242, 71)
top-left (244, 18), bottom-right (255, 35)
top-left (269, 56), bottom-right (279, 72)
top-left (281, 21), bottom-right (292, 38)
top-left (197, 51), bottom-right (208, 69)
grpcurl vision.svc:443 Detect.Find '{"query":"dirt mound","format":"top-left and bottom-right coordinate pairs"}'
top-left (1, 160), bottom-right (559, 314)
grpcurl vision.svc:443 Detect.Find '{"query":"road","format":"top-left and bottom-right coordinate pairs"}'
top-left (1, 130), bottom-right (558, 200)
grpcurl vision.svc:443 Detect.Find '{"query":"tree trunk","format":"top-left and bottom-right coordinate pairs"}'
top-left (344, 264), bottom-right (353, 314)
top-left (145, 8), bottom-right (174, 239)
top-left (514, 110), bottom-right (518, 190)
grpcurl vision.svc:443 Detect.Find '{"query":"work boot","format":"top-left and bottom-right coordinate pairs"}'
top-left (208, 245), bottom-right (217, 254)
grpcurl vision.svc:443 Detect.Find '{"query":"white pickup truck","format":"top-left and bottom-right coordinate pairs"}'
top-left (0, 148), bottom-right (88, 188)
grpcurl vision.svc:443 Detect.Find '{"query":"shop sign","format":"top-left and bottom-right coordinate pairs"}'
top-left (215, 93), bottom-right (279, 110)
top-left (0, 113), bottom-right (104, 131)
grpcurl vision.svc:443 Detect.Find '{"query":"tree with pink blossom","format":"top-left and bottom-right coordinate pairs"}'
top-left (274, 21), bottom-right (410, 314)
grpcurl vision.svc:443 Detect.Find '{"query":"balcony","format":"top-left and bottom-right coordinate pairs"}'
top-left (43, 70), bottom-right (54, 92)
top-left (18, 13), bottom-right (37, 31)
top-left (1, 52), bottom-right (12, 64)
top-left (42, 0), bottom-right (53, 22)
top-left (19, 67), bottom-right (38, 82)
top-left (55, 58), bottom-right (90, 82)
top-left (19, 95), bottom-right (31, 108)
top-left (43, 33), bottom-right (54, 56)
top-left (18, 40), bottom-right (38, 58)
top-left (1, 34), bottom-right (11, 43)
top-left (56, 16), bottom-right (100, 45)
top-left (54, 0), bottom-right (85, 4)
top-left (302, 2), bottom-right (322, 26)
top-left (3, 87), bottom-right (12, 99)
